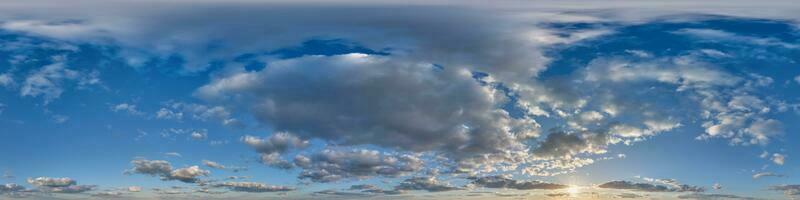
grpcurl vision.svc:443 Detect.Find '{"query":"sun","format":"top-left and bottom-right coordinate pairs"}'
top-left (567, 186), bottom-right (580, 196)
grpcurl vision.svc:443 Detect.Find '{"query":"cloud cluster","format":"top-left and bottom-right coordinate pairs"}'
top-left (212, 182), bottom-right (294, 193)
top-left (199, 53), bottom-right (537, 162)
top-left (771, 185), bottom-right (800, 197)
top-left (125, 159), bottom-right (209, 183)
top-left (27, 177), bottom-right (95, 193)
top-left (469, 175), bottom-right (569, 190)
top-left (295, 149), bottom-right (423, 182)
top-left (242, 132), bottom-right (309, 169)
top-left (598, 180), bottom-right (704, 192)
top-left (394, 177), bottom-right (460, 192)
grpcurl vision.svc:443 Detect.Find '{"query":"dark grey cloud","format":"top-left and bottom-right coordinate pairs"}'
top-left (213, 182), bottom-right (294, 193)
top-left (295, 149), bottom-right (423, 183)
top-left (394, 177), bottom-right (460, 192)
top-left (199, 54), bottom-right (537, 163)
top-left (469, 175), bottom-right (569, 190)
top-left (598, 180), bottom-right (704, 192)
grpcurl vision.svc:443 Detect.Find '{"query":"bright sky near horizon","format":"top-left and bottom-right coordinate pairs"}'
top-left (1, 1), bottom-right (800, 199)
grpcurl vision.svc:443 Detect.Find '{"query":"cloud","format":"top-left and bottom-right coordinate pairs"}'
top-left (213, 182), bottom-right (294, 193)
top-left (164, 152), bottom-right (182, 157)
top-left (598, 180), bottom-right (704, 192)
top-left (128, 186), bottom-right (142, 192)
top-left (167, 166), bottom-right (210, 183)
top-left (125, 159), bottom-right (209, 183)
top-left (202, 160), bottom-right (226, 170)
top-left (770, 185), bottom-right (800, 197)
top-left (752, 172), bottom-right (784, 179)
top-left (190, 130), bottom-right (208, 140)
top-left (27, 177), bottom-right (76, 187)
top-left (296, 149), bottom-right (423, 182)
top-left (394, 177), bottom-right (460, 192)
top-left (26, 177), bottom-right (95, 193)
top-left (677, 193), bottom-right (760, 200)
top-left (156, 102), bottom-right (241, 127)
top-left (469, 175), bottom-right (569, 190)
top-left (19, 60), bottom-right (100, 103)
top-left (241, 132), bottom-right (309, 169)
top-left (0, 183), bottom-right (25, 194)
top-left (772, 153), bottom-right (786, 165)
top-left (198, 53), bottom-right (538, 164)
top-left (111, 103), bottom-right (144, 115)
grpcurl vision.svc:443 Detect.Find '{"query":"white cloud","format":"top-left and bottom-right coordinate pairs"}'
top-left (772, 153), bottom-right (786, 165)
top-left (111, 103), bottom-right (143, 115)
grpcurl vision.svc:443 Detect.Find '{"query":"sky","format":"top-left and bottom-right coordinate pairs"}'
top-left (0, 0), bottom-right (799, 199)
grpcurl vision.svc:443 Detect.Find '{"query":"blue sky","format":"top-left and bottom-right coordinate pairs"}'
top-left (1, 1), bottom-right (800, 199)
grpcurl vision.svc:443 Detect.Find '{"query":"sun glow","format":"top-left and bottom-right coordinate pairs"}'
top-left (567, 186), bottom-right (580, 196)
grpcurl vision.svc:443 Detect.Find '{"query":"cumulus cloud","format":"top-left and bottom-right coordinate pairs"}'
top-left (394, 177), bottom-right (460, 192)
top-left (213, 182), bottom-right (293, 193)
top-left (0, 183), bottom-right (25, 194)
top-left (770, 185), bottom-right (800, 197)
top-left (26, 177), bottom-right (95, 193)
top-left (241, 132), bottom-right (309, 169)
top-left (167, 166), bottom-right (210, 183)
top-left (125, 159), bottom-right (209, 183)
top-left (202, 160), bottom-right (226, 170)
top-left (199, 53), bottom-right (538, 164)
top-left (598, 180), bottom-right (704, 192)
top-left (469, 175), bottom-right (569, 190)
top-left (296, 149), bottom-right (423, 182)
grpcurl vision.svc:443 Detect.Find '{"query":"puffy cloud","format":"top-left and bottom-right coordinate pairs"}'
top-left (713, 183), bottom-right (722, 190)
top-left (0, 183), bottom-right (25, 193)
top-left (213, 182), bottom-right (293, 193)
top-left (190, 130), bottom-right (208, 140)
top-left (598, 180), bottom-right (704, 192)
top-left (469, 175), bottom-right (569, 190)
top-left (771, 153), bottom-right (786, 165)
top-left (126, 159), bottom-right (172, 176)
top-left (111, 103), bottom-right (143, 115)
top-left (202, 160), bottom-right (226, 170)
top-left (770, 185), bottom-right (800, 197)
top-left (296, 149), bottom-right (423, 182)
top-left (242, 132), bottom-right (309, 169)
top-left (242, 132), bottom-right (308, 155)
top-left (532, 130), bottom-right (609, 159)
top-left (27, 177), bottom-right (75, 187)
top-left (198, 53), bottom-right (538, 162)
top-left (166, 166), bottom-right (209, 183)
top-left (752, 172), bottom-right (784, 179)
top-left (26, 177), bottom-right (95, 193)
top-left (125, 159), bottom-right (209, 183)
top-left (394, 177), bottom-right (460, 192)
